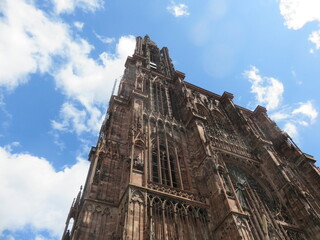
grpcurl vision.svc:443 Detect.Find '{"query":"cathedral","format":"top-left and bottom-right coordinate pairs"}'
top-left (62, 36), bottom-right (320, 240)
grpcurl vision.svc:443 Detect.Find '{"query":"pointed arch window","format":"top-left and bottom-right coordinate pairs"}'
top-left (151, 144), bottom-right (179, 188)
top-left (152, 148), bottom-right (159, 183)
top-left (226, 164), bottom-right (297, 239)
top-left (151, 82), bottom-right (170, 116)
top-left (147, 195), bottom-right (211, 239)
top-left (196, 104), bottom-right (208, 117)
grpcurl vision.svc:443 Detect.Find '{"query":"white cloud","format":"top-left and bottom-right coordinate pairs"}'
top-left (244, 66), bottom-right (284, 111)
top-left (298, 120), bottom-right (309, 127)
top-left (94, 31), bottom-right (115, 44)
top-left (52, 35), bottom-right (135, 123)
top-left (52, 0), bottom-right (103, 14)
top-left (279, 0), bottom-right (320, 52)
top-left (273, 102), bottom-right (318, 140)
top-left (279, 0), bottom-right (320, 30)
top-left (51, 132), bottom-right (65, 151)
top-left (269, 102), bottom-right (318, 140)
top-left (309, 30), bottom-right (320, 51)
top-left (0, 145), bottom-right (89, 238)
top-left (0, 3), bottom-right (134, 235)
top-left (52, 102), bottom-right (87, 134)
top-left (0, 0), bottom-right (69, 90)
top-left (270, 112), bottom-right (290, 121)
top-left (0, 0), bottom-right (136, 135)
top-left (52, 35), bottom-right (135, 134)
top-left (245, 66), bottom-right (318, 141)
top-left (167, 2), bottom-right (190, 17)
top-left (52, 102), bottom-right (105, 135)
top-left (292, 101), bottom-right (318, 121)
top-left (74, 21), bottom-right (84, 31)
top-left (284, 122), bottom-right (298, 139)
top-left (0, 94), bottom-right (12, 119)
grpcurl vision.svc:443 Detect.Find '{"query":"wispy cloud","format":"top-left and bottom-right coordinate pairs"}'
top-left (74, 21), bottom-right (84, 31)
top-left (51, 102), bottom-right (104, 136)
top-left (94, 31), bottom-right (115, 44)
top-left (309, 30), bottom-right (320, 51)
top-left (284, 122), bottom-right (298, 139)
top-left (292, 101), bottom-right (318, 122)
top-left (167, 2), bottom-right (190, 17)
top-left (270, 111), bottom-right (290, 121)
top-left (244, 66), bottom-right (318, 140)
top-left (270, 101), bottom-right (318, 137)
top-left (243, 66), bottom-right (284, 111)
top-left (52, 0), bottom-right (103, 14)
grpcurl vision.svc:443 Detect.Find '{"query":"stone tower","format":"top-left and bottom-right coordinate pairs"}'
top-left (62, 36), bottom-right (320, 240)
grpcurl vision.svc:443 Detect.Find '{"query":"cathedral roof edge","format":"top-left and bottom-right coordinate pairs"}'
top-left (184, 81), bottom-right (256, 114)
top-left (184, 81), bottom-right (222, 99)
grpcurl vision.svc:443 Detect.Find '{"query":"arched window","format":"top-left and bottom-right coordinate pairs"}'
top-left (151, 143), bottom-right (179, 188)
top-left (226, 164), bottom-right (295, 239)
top-left (227, 165), bottom-right (272, 209)
top-left (147, 195), bottom-right (211, 239)
top-left (151, 82), bottom-right (170, 116)
top-left (196, 104), bottom-right (208, 117)
top-left (67, 218), bottom-right (74, 232)
top-left (152, 147), bottom-right (159, 183)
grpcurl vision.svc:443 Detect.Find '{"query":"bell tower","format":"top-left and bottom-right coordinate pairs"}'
top-left (62, 36), bottom-right (320, 240)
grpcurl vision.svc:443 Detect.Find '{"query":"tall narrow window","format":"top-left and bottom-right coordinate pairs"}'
top-left (170, 155), bottom-right (178, 187)
top-left (162, 88), bottom-right (168, 116)
top-left (160, 146), bottom-right (170, 185)
top-left (151, 83), bottom-right (170, 116)
top-left (158, 86), bottom-right (163, 114)
top-left (152, 144), bottom-right (179, 188)
top-left (152, 149), bottom-right (159, 183)
top-left (153, 84), bottom-right (158, 112)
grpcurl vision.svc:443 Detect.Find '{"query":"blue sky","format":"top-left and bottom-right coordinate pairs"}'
top-left (0, 0), bottom-right (320, 239)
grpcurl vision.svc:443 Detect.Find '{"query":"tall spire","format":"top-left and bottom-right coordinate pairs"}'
top-left (133, 35), bottom-right (175, 76)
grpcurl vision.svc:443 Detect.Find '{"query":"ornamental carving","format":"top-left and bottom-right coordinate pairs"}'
top-left (147, 182), bottom-right (206, 203)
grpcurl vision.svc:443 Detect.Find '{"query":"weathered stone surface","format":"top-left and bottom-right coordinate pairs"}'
top-left (62, 36), bottom-right (320, 240)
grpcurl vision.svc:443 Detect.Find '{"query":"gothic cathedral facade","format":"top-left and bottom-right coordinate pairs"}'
top-left (62, 36), bottom-right (320, 240)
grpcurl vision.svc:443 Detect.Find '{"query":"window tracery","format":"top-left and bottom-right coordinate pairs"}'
top-left (205, 110), bottom-right (253, 158)
top-left (196, 103), bottom-right (208, 117)
top-left (227, 164), bottom-right (275, 210)
top-left (151, 143), bottom-right (179, 188)
top-left (226, 164), bottom-right (302, 239)
top-left (147, 195), bottom-right (211, 240)
top-left (151, 82), bottom-right (170, 116)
